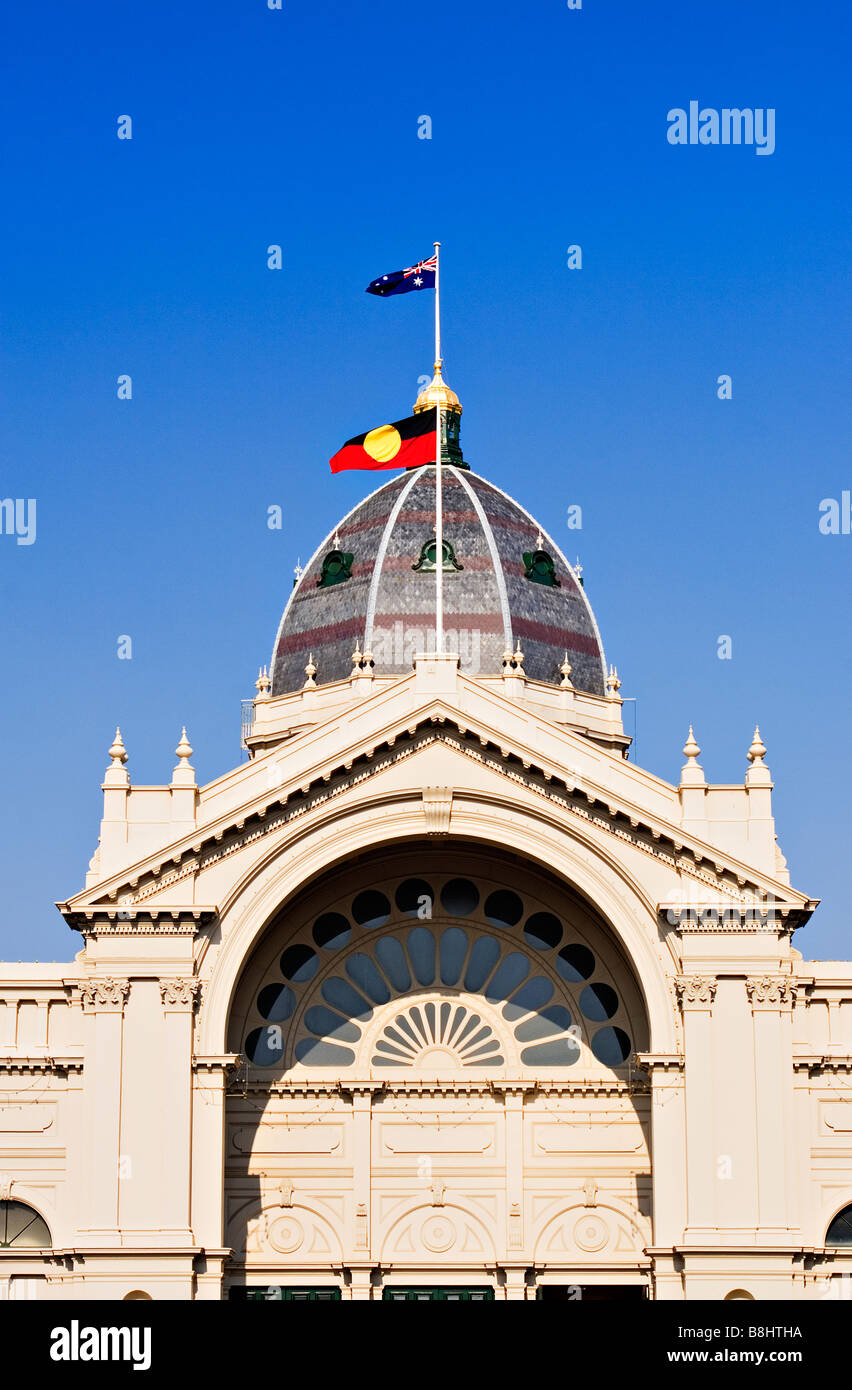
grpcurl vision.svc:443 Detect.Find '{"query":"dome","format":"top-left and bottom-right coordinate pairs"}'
top-left (271, 465), bottom-right (607, 695)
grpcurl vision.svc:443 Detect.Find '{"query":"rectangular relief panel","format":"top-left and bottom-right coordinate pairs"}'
top-left (379, 1122), bottom-right (497, 1156)
top-left (531, 1122), bottom-right (645, 1156)
top-left (819, 1102), bottom-right (852, 1136)
top-left (0, 1103), bottom-right (56, 1135)
top-left (231, 1123), bottom-right (345, 1156)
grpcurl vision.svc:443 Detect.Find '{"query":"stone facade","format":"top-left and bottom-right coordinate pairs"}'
top-left (1, 470), bottom-right (850, 1302)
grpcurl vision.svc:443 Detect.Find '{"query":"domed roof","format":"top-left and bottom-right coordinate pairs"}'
top-left (271, 465), bottom-right (607, 695)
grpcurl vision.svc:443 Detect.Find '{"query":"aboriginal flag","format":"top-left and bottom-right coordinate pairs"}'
top-left (329, 411), bottom-right (437, 474)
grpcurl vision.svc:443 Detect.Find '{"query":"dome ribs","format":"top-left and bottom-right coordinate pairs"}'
top-left (271, 465), bottom-right (608, 696)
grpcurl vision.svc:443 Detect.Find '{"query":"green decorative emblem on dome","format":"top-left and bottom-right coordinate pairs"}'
top-left (317, 544), bottom-right (354, 588)
top-left (412, 538), bottom-right (464, 573)
top-left (523, 547), bottom-right (560, 588)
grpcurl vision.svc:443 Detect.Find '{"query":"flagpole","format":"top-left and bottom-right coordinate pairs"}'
top-left (434, 239), bottom-right (443, 655)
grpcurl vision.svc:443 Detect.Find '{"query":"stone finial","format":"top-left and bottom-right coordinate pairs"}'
top-left (536, 529), bottom-right (545, 550)
top-left (293, 558), bottom-right (304, 583)
top-left (501, 647), bottom-right (514, 677)
top-left (605, 665), bottom-right (622, 698)
top-left (559, 652), bottom-right (573, 688)
top-left (332, 530), bottom-right (341, 550)
top-left (680, 724), bottom-right (705, 793)
top-left (745, 724), bottom-right (772, 789)
top-left (682, 726), bottom-right (701, 763)
top-left (303, 653), bottom-right (317, 689)
top-left (351, 640), bottom-right (363, 670)
top-left (108, 727), bottom-right (127, 767)
top-left (747, 725), bottom-right (767, 764)
top-left (513, 638), bottom-right (525, 671)
top-left (255, 665), bottom-right (272, 698)
top-left (362, 646), bottom-right (374, 670)
top-left (175, 727), bottom-right (193, 766)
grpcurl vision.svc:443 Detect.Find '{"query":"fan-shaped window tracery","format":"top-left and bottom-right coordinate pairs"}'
top-left (242, 872), bottom-right (635, 1075)
top-left (0, 1201), bottom-right (51, 1249)
top-left (826, 1205), bottom-right (852, 1246)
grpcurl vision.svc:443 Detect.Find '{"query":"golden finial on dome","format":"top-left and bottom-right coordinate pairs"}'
top-left (413, 360), bottom-right (462, 415)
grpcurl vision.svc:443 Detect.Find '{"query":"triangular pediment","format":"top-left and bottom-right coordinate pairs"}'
top-left (58, 682), bottom-right (813, 929)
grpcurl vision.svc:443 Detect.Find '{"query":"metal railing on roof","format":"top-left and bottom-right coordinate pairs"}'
top-left (241, 699), bottom-right (255, 755)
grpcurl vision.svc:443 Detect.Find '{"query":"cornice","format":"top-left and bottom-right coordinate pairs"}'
top-left (793, 1054), bottom-right (852, 1075)
top-left (60, 707), bottom-right (811, 924)
top-left (634, 1053), bottom-right (684, 1073)
top-left (193, 1053), bottom-right (241, 1073)
top-left (647, 1245), bottom-right (817, 1257)
top-left (230, 1074), bottom-right (648, 1100)
top-left (662, 905), bottom-right (813, 934)
top-left (46, 1246), bottom-right (205, 1260)
top-left (57, 905), bottom-right (217, 936)
top-left (0, 1054), bottom-right (83, 1074)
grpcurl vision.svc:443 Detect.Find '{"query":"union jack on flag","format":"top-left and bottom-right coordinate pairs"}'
top-left (366, 255), bottom-right (437, 297)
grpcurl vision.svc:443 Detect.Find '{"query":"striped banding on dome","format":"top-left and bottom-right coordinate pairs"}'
top-left (270, 467), bottom-right (606, 695)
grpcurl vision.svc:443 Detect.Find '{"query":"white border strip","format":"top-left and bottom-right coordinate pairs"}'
top-left (464, 471), bottom-right (609, 689)
top-left (363, 466), bottom-right (426, 652)
top-left (269, 468), bottom-right (425, 681)
top-left (452, 466), bottom-right (514, 655)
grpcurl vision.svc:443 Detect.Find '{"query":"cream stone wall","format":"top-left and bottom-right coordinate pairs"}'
top-left (0, 655), bottom-right (848, 1300)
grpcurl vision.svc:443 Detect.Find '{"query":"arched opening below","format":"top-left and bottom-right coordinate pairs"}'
top-left (228, 842), bottom-right (650, 1078)
top-left (223, 842), bottom-right (653, 1294)
top-left (826, 1205), bottom-right (852, 1246)
top-left (0, 1200), bottom-right (51, 1250)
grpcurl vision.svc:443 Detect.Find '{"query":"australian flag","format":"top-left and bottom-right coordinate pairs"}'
top-left (366, 254), bottom-right (437, 297)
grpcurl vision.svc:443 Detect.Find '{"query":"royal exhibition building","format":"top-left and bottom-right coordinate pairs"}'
top-left (1, 371), bottom-right (851, 1306)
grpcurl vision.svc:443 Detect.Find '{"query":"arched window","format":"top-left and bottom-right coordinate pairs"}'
top-left (826, 1206), bottom-right (852, 1245)
top-left (0, 1201), bottom-right (51, 1249)
top-left (412, 538), bottom-right (463, 573)
top-left (241, 871), bottom-right (635, 1074)
top-left (522, 548), bottom-right (560, 587)
top-left (316, 547), bottom-right (353, 588)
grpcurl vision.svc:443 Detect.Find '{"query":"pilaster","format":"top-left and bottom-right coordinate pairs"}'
top-left (78, 978), bottom-right (130, 1242)
top-left (746, 976), bottom-right (798, 1237)
top-left (676, 975), bottom-right (717, 1238)
top-left (504, 1089), bottom-right (525, 1260)
top-left (157, 980), bottom-right (202, 1239)
top-left (191, 1055), bottom-right (236, 1268)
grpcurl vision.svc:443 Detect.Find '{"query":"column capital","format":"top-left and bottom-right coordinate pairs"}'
top-left (78, 978), bottom-right (130, 1013)
top-left (675, 975), bottom-right (717, 1010)
top-left (746, 975), bottom-right (798, 1010)
top-left (160, 978), bottom-right (203, 1011)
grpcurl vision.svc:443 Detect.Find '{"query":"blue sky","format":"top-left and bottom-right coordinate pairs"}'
top-left (0, 0), bottom-right (849, 962)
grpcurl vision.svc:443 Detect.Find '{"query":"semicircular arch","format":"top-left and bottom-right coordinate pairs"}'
top-left (199, 797), bottom-right (676, 1058)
